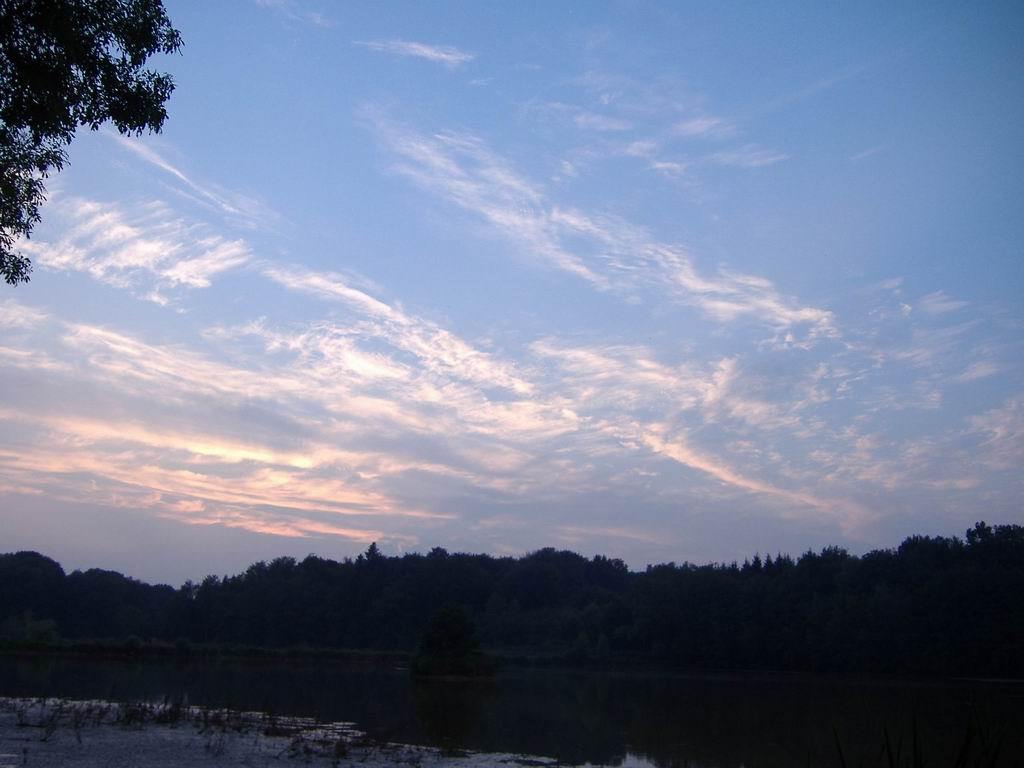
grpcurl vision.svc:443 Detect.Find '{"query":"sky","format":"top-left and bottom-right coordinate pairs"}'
top-left (1, 1), bottom-right (1022, 585)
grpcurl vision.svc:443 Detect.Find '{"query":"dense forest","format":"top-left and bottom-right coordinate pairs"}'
top-left (1, 522), bottom-right (1021, 676)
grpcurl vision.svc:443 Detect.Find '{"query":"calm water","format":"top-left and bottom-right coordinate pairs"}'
top-left (1, 655), bottom-right (1022, 766)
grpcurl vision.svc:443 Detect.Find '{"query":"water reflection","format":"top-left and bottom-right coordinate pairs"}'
top-left (0, 656), bottom-right (1021, 766)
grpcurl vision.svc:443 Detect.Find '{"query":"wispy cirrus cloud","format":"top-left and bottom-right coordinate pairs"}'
top-left (850, 145), bottom-right (886, 162)
top-left (0, 266), bottom-right (870, 548)
top-left (4, 101), bottom-right (1019, 565)
top-left (108, 134), bottom-right (279, 231)
top-left (573, 112), bottom-right (633, 132)
top-left (161, 240), bottom-right (250, 288)
top-left (0, 298), bottom-right (48, 330)
top-left (370, 114), bottom-right (833, 339)
top-left (674, 115), bottom-right (736, 139)
top-left (370, 118), bottom-right (605, 285)
top-left (522, 100), bottom-right (636, 135)
top-left (521, 74), bottom-right (785, 188)
top-left (917, 290), bottom-right (969, 316)
top-left (1, 4), bottom-right (1020, 579)
top-left (261, 265), bottom-right (536, 396)
top-left (556, 524), bottom-right (668, 546)
top-left (526, 338), bottom-right (860, 524)
top-left (709, 144), bottom-right (789, 168)
top-left (0, 311), bottom-right (480, 547)
top-left (621, 140), bottom-right (690, 178)
top-left (965, 396), bottom-right (1024, 472)
top-left (3, 252), bottom-right (1020, 552)
top-left (20, 196), bottom-right (250, 300)
top-left (955, 360), bottom-right (1003, 383)
top-left (355, 39), bottom-right (474, 68)
top-left (638, 427), bottom-right (871, 530)
top-left (255, 0), bottom-right (332, 28)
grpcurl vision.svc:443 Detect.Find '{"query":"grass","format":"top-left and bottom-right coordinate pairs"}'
top-left (832, 715), bottom-right (1010, 768)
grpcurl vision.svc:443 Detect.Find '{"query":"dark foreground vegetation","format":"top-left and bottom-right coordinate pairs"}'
top-left (1, 522), bottom-right (1021, 676)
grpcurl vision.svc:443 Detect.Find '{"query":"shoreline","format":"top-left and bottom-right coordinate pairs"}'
top-left (4, 644), bottom-right (1024, 688)
top-left (0, 697), bottom-right (558, 768)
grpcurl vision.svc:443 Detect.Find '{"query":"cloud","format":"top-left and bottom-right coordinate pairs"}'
top-left (698, 358), bottom-right (808, 432)
top-left (355, 40), bottom-right (474, 68)
top-left (573, 112), bottom-right (633, 132)
top-left (0, 345), bottom-right (70, 373)
top-left (107, 134), bottom-right (278, 230)
top-left (0, 299), bottom-right (49, 330)
top-left (625, 140), bottom-right (658, 157)
top-left (0, 431), bottom-right (422, 533)
top-left (528, 342), bottom-right (864, 524)
top-left (162, 239), bottom-right (251, 288)
top-left (917, 290), bottom-right (968, 316)
top-left (255, 0), bottom-right (333, 28)
top-left (20, 196), bottom-right (250, 297)
top-left (556, 524), bottom-right (667, 546)
top-left (4, 90), bottom-right (1020, 563)
top-left (965, 396), bottom-right (1024, 472)
top-left (262, 265), bottom-right (535, 395)
top-left (3, 257), bottom-right (1020, 551)
top-left (649, 160), bottom-right (688, 177)
top-left (370, 118), bottom-right (605, 285)
top-left (523, 338), bottom-right (870, 527)
top-left (370, 115), bottom-right (833, 339)
top-left (875, 277), bottom-right (904, 292)
top-left (850, 145), bottom-right (886, 162)
top-left (168, 507), bottom-right (385, 543)
top-left (674, 115), bottom-right (735, 139)
top-left (881, 320), bottom-right (980, 372)
top-left (709, 144), bottom-right (789, 168)
top-left (955, 360), bottom-right (1003, 383)
top-left (620, 139), bottom-right (689, 178)
top-left (529, 339), bottom-right (705, 414)
top-left (764, 61), bottom-right (874, 113)
top-left (0, 267), bottom-right (859, 542)
top-left (0, 356), bottom-right (465, 545)
top-left (524, 101), bottom-right (636, 134)
top-left (11, 273), bottom-right (571, 488)
top-left (637, 427), bottom-right (871, 529)
top-left (263, 265), bottom-right (400, 321)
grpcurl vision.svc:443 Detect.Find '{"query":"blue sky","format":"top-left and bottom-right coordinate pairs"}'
top-left (1, 1), bottom-right (1022, 583)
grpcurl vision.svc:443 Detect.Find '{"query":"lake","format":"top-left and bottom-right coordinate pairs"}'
top-left (1, 655), bottom-right (1021, 766)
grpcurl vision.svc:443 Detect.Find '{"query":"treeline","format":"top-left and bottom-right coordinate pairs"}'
top-left (1, 522), bottom-right (1022, 675)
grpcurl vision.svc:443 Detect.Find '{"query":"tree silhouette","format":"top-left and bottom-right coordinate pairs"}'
top-left (0, 0), bottom-right (182, 284)
top-left (1, 522), bottom-right (1022, 676)
top-left (413, 605), bottom-right (487, 676)
top-left (418, 605), bottom-right (478, 660)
